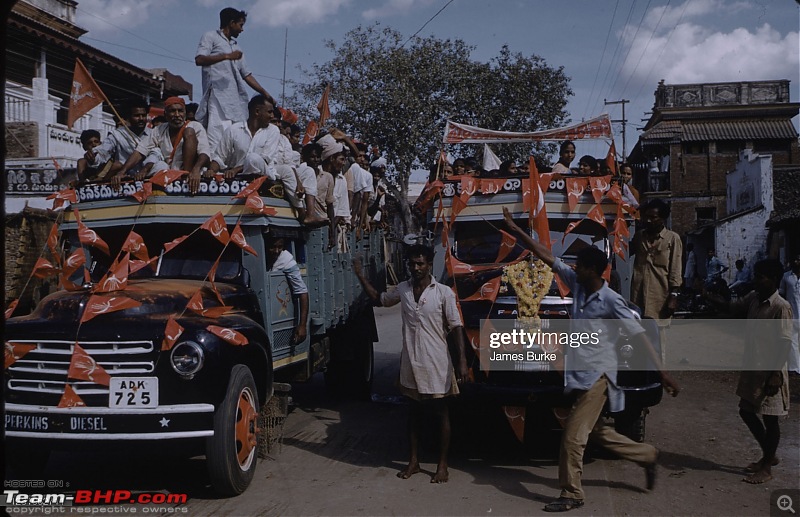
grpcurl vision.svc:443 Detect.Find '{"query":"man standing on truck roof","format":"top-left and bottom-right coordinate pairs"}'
top-left (502, 207), bottom-right (679, 512)
top-left (266, 235), bottom-right (309, 345)
top-left (353, 245), bottom-right (468, 484)
top-left (630, 198), bottom-right (682, 364)
top-left (195, 7), bottom-right (275, 152)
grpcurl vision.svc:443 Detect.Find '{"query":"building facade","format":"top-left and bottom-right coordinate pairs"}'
top-left (4, 0), bottom-right (192, 211)
top-left (628, 80), bottom-right (800, 248)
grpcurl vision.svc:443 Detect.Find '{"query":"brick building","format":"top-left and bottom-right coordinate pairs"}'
top-left (628, 80), bottom-right (800, 248)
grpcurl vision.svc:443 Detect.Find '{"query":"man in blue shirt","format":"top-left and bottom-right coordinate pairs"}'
top-left (503, 208), bottom-right (679, 512)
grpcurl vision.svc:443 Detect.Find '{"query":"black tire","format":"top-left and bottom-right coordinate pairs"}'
top-left (6, 441), bottom-right (50, 478)
top-left (206, 365), bottom-right (259, 496)
top-left (614, 408), bottom-right (648, 443)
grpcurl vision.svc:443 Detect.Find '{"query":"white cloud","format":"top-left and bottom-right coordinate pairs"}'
top-left (75, 0), bottom-right (176, 33)
top-left (619, 0), bottom-right (798, 86)
top-left (246, 0), bottom-right (351, 27)
top-left (362, 0), bottom-right (424, 20)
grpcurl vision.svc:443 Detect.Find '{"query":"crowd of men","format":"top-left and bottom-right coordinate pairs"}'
top-left (72, 7), bottom-right (388, 250)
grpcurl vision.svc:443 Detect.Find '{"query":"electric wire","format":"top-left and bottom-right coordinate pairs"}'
top-left (618, 0), bottom-right (671, 99)
top-left (582, 0), bottom-right (621, 121)
top-left (401, 0), bottom-right (455, 48)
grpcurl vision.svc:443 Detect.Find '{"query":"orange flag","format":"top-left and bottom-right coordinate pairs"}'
top-left (589, 176), bottom-right (612, 204)
top-left (58, 384), bottom-right (87, 408)
top-left (461, 277), bottom-right (502, 302)
top-left (479, 178), bottom-right (506, 195)
top-left (75, 208), bottom-right (110, 255)
top-left (150, 169), bottom-right (187, 187)
top-left (301, 120), bottom-right (319, 146)
top-left (602, 263), bottom-right (612, 283)
top-left (528, 157), bottom-right (551, 249)
top-left (460, 176), bottom-right (479, 196)
top-left (161, 316), bottom-right (185, 351)
top-left (566, 178), bottom-right (588, 213)
top-left (449, 191), bottom-right (471, 225)
top-left (5, 341), bottom-right (36, 368)
top-left (186, 290), bottom-right (232, 318)
top-left (129, 256), bottom-right (158, 275)
top-left (32, 257), bottom-right (60, 279)
top-left (207, 257), bottom-right (226, 306)
top-left (47, 188), bottom-right (77, 210)
top-left (95, 253), bottom-right (129, 293)
top-left (67, 58), bottom-right (107, 129)
top-left (245, 192), bottom-right (278, 216)
top-left (495, 230), bottom-right (518, 263)
top-left (46, 223), bottom-right (61, 263)
top-left (131, 182), bottom-right (153, 203)
top-left (67, 343), bottom-right (111, 385)
top-left (234, 176), bottom-right (267, 199)
top-left (605, 141), bottom-right (618, 175)
top-left (80, 294), bottom-right (141, 323)
top-left (200, 212), bottom-right (231, 245)
top-left (231, 223), bottom-right (258, 256)
top-left (562, 220), bottom-right (583, 245)
top-left (5, 299), bottom-right (19, 320)
top-left (122, 231), bottom-right (149, 261)
top-left (164, 234), bottom-right (190, 253)
top-left (587, 204), bottom-right (607, 228)
top-left (317, 84), bottom-right (331, 125)
top-left (207, 325), bottom-right (249, 346)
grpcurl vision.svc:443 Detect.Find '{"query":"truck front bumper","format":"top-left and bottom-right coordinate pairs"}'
top-left (5, 403), bottom-right (215, 440)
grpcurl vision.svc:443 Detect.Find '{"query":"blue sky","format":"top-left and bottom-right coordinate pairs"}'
top-left (74, 0), bottom-right (799, 164)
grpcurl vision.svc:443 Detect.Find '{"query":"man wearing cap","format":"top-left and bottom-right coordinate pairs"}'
top-left (318, 133), bottom-right (350, 251)
top-left (112, 97), bottom-right (210, 190)
top-left (195, 7), bottom-right (275, 152)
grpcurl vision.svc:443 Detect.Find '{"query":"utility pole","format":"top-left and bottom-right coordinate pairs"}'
top-left (604, 98), bottom-right (629, 163)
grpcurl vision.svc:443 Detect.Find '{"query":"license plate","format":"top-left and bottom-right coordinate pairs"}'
top-left (109, 377), bottom-right (158, 408)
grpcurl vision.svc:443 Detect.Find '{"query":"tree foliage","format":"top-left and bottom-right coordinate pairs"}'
top-left (290, 24), bottom-right (572, 231)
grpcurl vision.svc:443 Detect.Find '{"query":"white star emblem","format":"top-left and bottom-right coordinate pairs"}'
top-left (159, 417), bottom-right (170, 428)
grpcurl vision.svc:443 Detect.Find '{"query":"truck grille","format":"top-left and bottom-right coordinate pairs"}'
top-left (6, 339), bottom-right (155, 398)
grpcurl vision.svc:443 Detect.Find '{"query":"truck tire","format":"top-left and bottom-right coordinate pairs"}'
top-left (614, 408), bottom-right (648, 443)
top-left (206, 365), bottom-right (259, 496)
top-left (6, 441), bottom-right (50, 478)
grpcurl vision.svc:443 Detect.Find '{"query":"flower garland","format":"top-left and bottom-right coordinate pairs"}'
top-left (501, 256), bottom-right (554, 327)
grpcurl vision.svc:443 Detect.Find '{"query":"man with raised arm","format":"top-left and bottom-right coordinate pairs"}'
top-left (502, 207), bottom-right (679, 513)
top-left (195, 7), bottom-right (275, 151)
top-left (353, 245), bottom-right (468, 484)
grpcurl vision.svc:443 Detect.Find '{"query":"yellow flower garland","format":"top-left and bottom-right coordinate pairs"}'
top-left (501, 257), bottom-right (554, 327)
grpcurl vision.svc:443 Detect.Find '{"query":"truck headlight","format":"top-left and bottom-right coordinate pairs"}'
top-left (170, 341), bottom-right (204, 378)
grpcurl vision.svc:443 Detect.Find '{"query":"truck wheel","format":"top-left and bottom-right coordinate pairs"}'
top-left (6, 441), bottom-right (50, 478)
top-left (615, 408), bottom-right (648, 443)
top-left (206, 365), bottom-right (259, 496)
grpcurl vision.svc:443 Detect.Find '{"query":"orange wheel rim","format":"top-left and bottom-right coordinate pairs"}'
top-left (235, 387), bottom-right (258, 469)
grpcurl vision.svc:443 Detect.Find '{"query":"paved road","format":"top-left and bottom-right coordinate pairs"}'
top-left (13, 305), bottom-right (799, 516)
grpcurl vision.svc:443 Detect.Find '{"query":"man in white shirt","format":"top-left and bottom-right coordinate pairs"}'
top-left (779, 254), bottom-right (800, 373)
top-left (88, 99), bottom-right (152, 180)
top-left (195, 7), bottom-right (275, 151)
top-left (318, 134), bottom-right (349, 251)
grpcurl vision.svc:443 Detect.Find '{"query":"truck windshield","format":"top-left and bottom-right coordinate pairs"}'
top-left (453, 220), bottom-right (528, 264)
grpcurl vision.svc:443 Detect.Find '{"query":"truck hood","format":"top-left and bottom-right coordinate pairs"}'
top-left (9, 278), bottom-right (257, 326)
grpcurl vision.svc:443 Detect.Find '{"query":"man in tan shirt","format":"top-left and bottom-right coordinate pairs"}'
top-left (630, 198), bottom-right (682, 363)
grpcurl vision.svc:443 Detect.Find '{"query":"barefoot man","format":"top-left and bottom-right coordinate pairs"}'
top-left (353, 244), bottom-right (468, 483)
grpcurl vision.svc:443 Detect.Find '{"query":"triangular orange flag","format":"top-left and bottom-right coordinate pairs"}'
top-left (62, 249), bottom-right (86, 278)
top-left (528, 157), bottom-right (551, 250)
top-left (589, 176), bottom-right (612, 204)
top-left (479, 178), bottom-right (506, 195)
top-left (32, 257), bottom-right (60, 279)
top-left (5, 341), bottom-right (36, 368)
top-left (562, 220), bottom-right (583, 245)
top-left (450, 191), bottom-right (471, 225)
top-left (5, 299), bottom-right (19, 320)
top-left (200, 212), bottom-right (231, 245)
top-left (58, 384), bottom-right (87, 408)
top-left (301, 120), bottom-right (319, 146)
top-left (46, 223), bottom-right (61, 263)
top-left (75, 209), bottom-right (110, 255)
top-left (67, 343), bottom-right (111, 385)
top-left (67, 58), bottom-right (107, 129)
top-left (244, 192), bottom-right (278, 216)
top-left (80, 294), bottom-right (141, 323)
top-left (150, 169), bottom-right (187, 187)
top-left (566, 178), bottom-right (588, 213)
top-left (122, 231), bottom-right (149, 261)
top-left (207, 257), bottom-right (226, 306)
top-left (161, 316), bottom-right (185, 351)
top-left (186, 290), bottom-right (232, 318)
top-left (131, 182), bottom-right (153, 203)
top-left (47, 188), bottom-right (77, 210)
top-left (206, 325), bottom-right (249, 346)
top-left (587, 204), bottom-right (607, 228)
top-left (234, 176), bottom-right (267, 199)
top-left (605, 141), bottom-right (618, 175)
top-left (95, 253), bottom-right (129, 293)
top-left (231, 223), bottom-right (258, 256)
top-left (129, 256), bottom-right (158, 275)
top-left (602, 263), bottom-right (612, 283)
top-left (164, 234), bottom-right (190, 253)
top-left (495, 230), bottom-right (518, 263)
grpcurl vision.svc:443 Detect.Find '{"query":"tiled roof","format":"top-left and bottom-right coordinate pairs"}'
top-left (640, 120), bottom-right (682, 141)
top-left (683, 120), bottom-right (797, 141)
